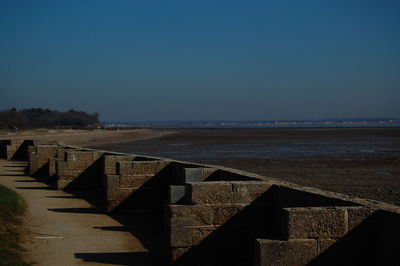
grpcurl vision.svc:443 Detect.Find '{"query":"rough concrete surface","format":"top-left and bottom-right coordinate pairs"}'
top-left (0, 159), bottom-right (153, 266)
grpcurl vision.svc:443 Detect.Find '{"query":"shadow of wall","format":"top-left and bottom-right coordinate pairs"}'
top-left (168, 184), bottom-right (364, 266)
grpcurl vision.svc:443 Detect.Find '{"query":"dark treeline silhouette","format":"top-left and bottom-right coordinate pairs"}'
top-left (0, 108), bottom-right (100, 129)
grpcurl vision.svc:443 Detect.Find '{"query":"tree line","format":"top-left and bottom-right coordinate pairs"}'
top-left (0, 108), bottom-right (100, 129)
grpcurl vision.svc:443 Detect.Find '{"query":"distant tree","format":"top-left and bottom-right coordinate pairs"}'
top-left (0, 108), bottom-right (100, 129)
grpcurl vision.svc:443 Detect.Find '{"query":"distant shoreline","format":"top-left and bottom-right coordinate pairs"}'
top-left (0, 128), bottom-right (176, 147)
top-left (103, 121), bottom-right (400, 129)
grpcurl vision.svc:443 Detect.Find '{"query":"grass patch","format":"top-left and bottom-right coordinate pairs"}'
top-left (0, 185), bottom-right (30, 266)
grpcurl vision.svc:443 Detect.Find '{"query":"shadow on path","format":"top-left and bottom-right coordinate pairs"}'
top-left (75, 252), bottom-right (153, 265)
top-left (47, 207), bottom-right (103, 214)
top-left (15, 186), bottom-right (53, 190)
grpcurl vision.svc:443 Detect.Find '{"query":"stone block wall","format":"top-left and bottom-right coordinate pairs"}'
top-left (0, 139), bottom-right (32, 160)
top-left (55, 150), bottom-right (104, 190)
top-left (1, 139), bottom-right (399, 266)
top-left (104, 160), bottom-right (172, 212)
top-left (166, 180), bottom-right (275, 265)
top-left (165, 179), bottom-right (375, 265)
top-left (255, 206), bottom-right (377, 266)
top-left (27, 144), bottom-right (64, 179)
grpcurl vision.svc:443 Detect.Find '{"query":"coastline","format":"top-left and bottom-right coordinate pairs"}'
top-left (95, 127), bottom-right (400, 206)
top-left (0, 128), bottom-right (177, 147)
top-left (1, 126), bottom-right (399, 206)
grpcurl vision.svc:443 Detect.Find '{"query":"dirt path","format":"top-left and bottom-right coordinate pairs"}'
top-left (0, 160), bottom-right (154, 266)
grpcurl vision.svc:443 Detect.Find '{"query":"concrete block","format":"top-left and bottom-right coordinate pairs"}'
top-left (187, 182), bottom-right (233, 204)
top-left (169, 185), bottom-right (186, 204)
top-left (66, 152), bottom-right (77, 162)
top-left (105, 174), bottom-right (120, 189)
top-left (48, 158), bottom-right (57, 177)
top-left (191, 226), bottom-right (217, 245)
top-left (317, 238), bottom-right (336, 253)
top-left (28, 161), bottom-right (44, 175)
top-left (212, 205), bottom-right (245, 225)
top-left (255, 239), bottom-right (317, 266)
top-left (117, 161), bottom-right (169, 175)
top-left (57, 180), bottom-right (71, 190)
top-left (168, 205), bottom-right (213, 226)
top-left (107, 200), bottom-right (121, 212)
top-left (282, 207), bottom-right (348, 239)
top-left (103, 155), bottom-right (135, 175)
top-left (202, 167), bottom-right (217, 179)
top-left (170, 247), bottom-right (190, 261)
top-left (75, 151), bottom-right (99, 161)
top-left (170, 227), bottom-right (192, 247)
top-left (119, 174), bottom-right (154, 188)
top-left (232, 181), bottom-right (272, 204)
top-left (184, 168), bottom-right (203, 182)
top-left (58, 172), bottom-right (80, 181)
top-left (346, 206), bottom-right (377, 231)
top-left (107, 188), bottom-right (135, 201)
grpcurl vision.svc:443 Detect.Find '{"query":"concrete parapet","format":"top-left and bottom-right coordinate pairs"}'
top-left (4, 139), bottom-right (400, 265)
top-left (27, 144), bottom-right (62, 178)
top-left (186, 181), bottom-right (273, 205)
top-left (255, 239), bottom-right (317, 266)
top-left (55, 150), bottom-right (104, 190)
top-left (281, 207), bottom-right (348, 239)
top-left (165, 180), bottom-right (276, 265)
top-left (1, 139), bottom-right (32, 160)
top-left (104, 160), bottom-right (173, 213)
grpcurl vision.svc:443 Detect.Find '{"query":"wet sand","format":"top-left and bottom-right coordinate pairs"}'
top-left (95, 127), bottom-right (400, 206)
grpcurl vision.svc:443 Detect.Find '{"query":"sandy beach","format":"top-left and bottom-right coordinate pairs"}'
top-left (0, 128), bottom-right (176, 147)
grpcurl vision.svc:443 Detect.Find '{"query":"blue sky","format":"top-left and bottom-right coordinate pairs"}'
top-left (1, 0), bottom-right (399, 121)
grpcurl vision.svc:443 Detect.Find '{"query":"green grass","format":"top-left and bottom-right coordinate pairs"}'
top-left (0, 185), bottom-right (30, 266)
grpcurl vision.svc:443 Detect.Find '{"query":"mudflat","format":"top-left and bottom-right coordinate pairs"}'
top-left (95, 127), bottom-right (400, 206)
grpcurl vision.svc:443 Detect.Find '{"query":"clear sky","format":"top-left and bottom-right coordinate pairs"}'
top-left (1, 0), bottom-right (399, 121)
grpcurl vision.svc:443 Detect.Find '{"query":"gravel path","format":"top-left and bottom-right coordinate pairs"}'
top-left (0, 159), bottom-right (154, 266)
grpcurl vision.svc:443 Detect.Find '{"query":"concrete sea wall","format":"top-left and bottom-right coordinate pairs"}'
top-left (1, 139), bottom-right (399, 265)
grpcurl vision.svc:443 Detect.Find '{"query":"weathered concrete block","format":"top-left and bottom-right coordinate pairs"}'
top-left (103, 155), bottom-right (135, 175)
top-left (232, 181), bottom-right (273, 204)
top-left (255, 239), bottom-right (317, 266)
top-left (170, 227), bottom-right (192, 247)
top-left (187, 182), bottom-right (233, 204)
top-left (105, 174), bottom-right (120, 189)
top-left (169, 185), bottom-right (186, 204)
top-left (28, 145), bottom-right (60, 176)
top-left (48, 158), bottom-right (58, 177)
top-left (184, 168), bottom-right (203, 182)
top-left (346, 206), bottom-right (377, 231)
top-left (57, 180), bottom-right (71, 190)
top-left (107, 188), bottom-right (135, 201)
top-left (117, 161), bottom-right (169, 175)
top-left (77, 151), bottom-right (101, 161)
top-left (119, 174), bottom-right (154, 188)
top-left (6, 145), bottom-right (18, 160)
top-left (28, 161), bottom-right (45, 175)
top-left (191, 226), bottom-right (217, 245)
top-left (212, 204), bottom-right (246, 225)
top-left (282, 207), bottom-right (348, 239)
top-left (170, 247), bottom-right (190, 261)
top-left (168, 205), bottom-right (213, 227)
top-left (65, 151), bottom-right (101, 163)
top-left (107, 200), bottom-right (121, 212)
top-left (317, 238), bottom-right (336, 253)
